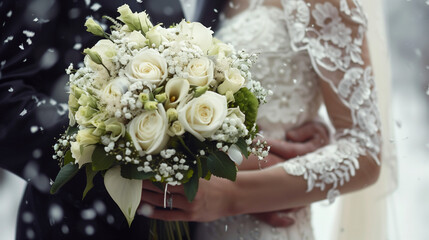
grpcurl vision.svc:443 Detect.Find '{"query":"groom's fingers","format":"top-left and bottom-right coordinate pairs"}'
top-left (251, 212), bottom-right (295, 228)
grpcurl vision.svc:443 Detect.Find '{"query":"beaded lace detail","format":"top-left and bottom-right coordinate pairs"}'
top-left (281, 0), bottom-right (381, 202)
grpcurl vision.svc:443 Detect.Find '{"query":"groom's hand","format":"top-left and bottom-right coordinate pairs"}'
top-left (266, 121), bottom-right (330, 160)
top-left (251, 207), bottom-right (305, 227)
top-left (239, 121), bottom-right (330, 170)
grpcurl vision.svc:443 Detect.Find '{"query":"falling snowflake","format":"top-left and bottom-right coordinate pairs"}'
top-left (73, 43), bottom-right (82, 50)
top-left (30, 126), bottom-right (39, 133)
top-left (23, 30), bottom-right (35, 38)
top-left (33, 18), bottom-right (39, 22)
top-left (90, 3), bottom-right (101, 11)
top-left (6, 10), bottom-right (12, 17)
top-left (136, 0), bottom-right (143, 3)
top-left (49, 99), bottom-right (57, 106)
top-left (27, 38), bottom-right (32, 45)
top-left (4, 36), bottom-right (13, 43)
top-left (8, 87), bottom-right (13, 92)
top-left (85, 0), bottom-right (91, 6)
top-left (20, 109), bottom-right (27, 116)
top-left (19, 44), bottom-right (24, 50)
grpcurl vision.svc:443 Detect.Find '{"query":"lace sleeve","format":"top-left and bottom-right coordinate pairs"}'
top-left (279, 0), bottom-right (382, 203)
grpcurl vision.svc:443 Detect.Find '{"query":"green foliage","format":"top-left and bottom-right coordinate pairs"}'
top-left (206, 150), bottom-right (237, 181)
top-left (66, 126), bottom-right (79, 136)
top-left (235, 138), bottom-right (249, 158)
top-left (91, 145), bottom-right (116, 171)
top-left (82, 164), bottom-right (98, 200)
top-left (50, 163), bottom-right (79, 194)
top-left (183, 169), bottom-right (199, 202)
top-left (232, 88), bottom-right (259, 132)
top-left (63, 150), bottom-right (74, 166)
top-left (120, 164), bottom-right (156, 180)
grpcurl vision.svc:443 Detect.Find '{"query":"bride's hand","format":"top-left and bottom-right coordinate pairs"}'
top-left (251, 207), bottom-right (305, 227)
top-left (140, 177), bottom-right (236, 222)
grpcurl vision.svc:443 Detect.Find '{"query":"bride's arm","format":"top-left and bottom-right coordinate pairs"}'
top-left (140, 0), bottom-right (382, 221)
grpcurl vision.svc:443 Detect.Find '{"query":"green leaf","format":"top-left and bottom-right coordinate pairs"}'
top-left (183, 170), bottom-right (199, 202)
top-left (200, 156), bottom-right (209, 179)
top-left (50, 163), bottom-right (79, 194)
top-left (235, 138), bottom-right (249, 158)
top-left (66, 125), bottom-right (79, 136)
top-left (82, 164), bottom-right (98, 200)
top-left (121, 164), bottom-right (156, 180)
top-left (63, 150), bottom-right (74, 166)
top-left (91, 145), bottom-right (116, 171)
top-left (206, 151), bottom-right (237, 181)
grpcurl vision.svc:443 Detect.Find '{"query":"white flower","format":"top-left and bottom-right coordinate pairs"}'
top-left (208, 39), bottom-right (233, 58)
top-left (165, 78), bottom-right (190, 108)
top-left (217, 68), bottom-right (245, 94)
top-left (127, 104), bottom-right (169, 154)
top-left (70, 141), bottom-right (96, 168)
top-left (186, 57), bottom-right (214, 86)
top-left (178, 91), bottom-right (227, 141)
top-left (126, 31), bottom-right (147, 49)
top-left (227, 107), bottom-right (245, 125)
top-left (227, 144), bottom-right (243, 165)
top-left (84, 40), bottom-right (117, 87)
top-left (178, 20), bottom-right (213, 53)
top-left (126, 49), bottom-right (167, 88)
top-left (101, 77), bottom-right (130, 112)
top-left (167, 121), bottom-right (185, 136)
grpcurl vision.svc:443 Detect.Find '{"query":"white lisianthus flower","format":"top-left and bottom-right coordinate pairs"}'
top-left (217, 68), bottom-right (245, 94)
top-left (126, 31), bottom-right (147, 49)
top-left (208, 38), bottom-right (233, 58)
top-left (84, 39), bottom-right (117, 87)
top-left (167, 121), bottom-right (185, 136)
top-left (76, 128), bottom-right (100, 145)
top-left (146, 25), bottom-right (168, 48)
top-left (178, 20), bottom-right (213, 53)
top-left (165, 78), bottom-right (190, 108)
top-left (70, 141), bottom-right (96, 168)
top-left (127, 104), bottom-right (169, 154)
top-left (178, 91), bottom-right (227, 141)
top-left (126, 49), bottom-right (167, 88)
top-left (227, 107), bottom-right (246, 124)
top-left (186, 57), bottom-right (214, 86)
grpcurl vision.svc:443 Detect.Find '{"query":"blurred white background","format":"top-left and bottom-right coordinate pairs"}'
top-left (1, 0), bottom-right (428, 239)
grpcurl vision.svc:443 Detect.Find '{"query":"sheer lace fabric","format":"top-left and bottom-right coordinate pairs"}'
top-left (195, 0), bottom-right (381, 239)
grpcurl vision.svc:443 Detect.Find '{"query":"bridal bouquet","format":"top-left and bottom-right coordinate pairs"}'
top-left (50, 4), bottom-right (269, 237)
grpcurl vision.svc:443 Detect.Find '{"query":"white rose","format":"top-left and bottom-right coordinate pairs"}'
top-left (126, 49), bottom-right (167, 88)
top-left (217, 68), bottom-right (245, 94)
top-left (167, 121), bottom-right (185, 136)
top-left (165, 78), bottom-right (190, 108)
top-left (70, 141), bottom-right (96, 168)
top-left (178, 20), bottom-right (213, 52)
top-left (126, 31), bottom-right (147, 49)
top-left (178, 91), bottom-right (227, 141)
top-left (127, 104), bottom-right (169, 154)
top-left (186, 57), bottom-right (214, 86)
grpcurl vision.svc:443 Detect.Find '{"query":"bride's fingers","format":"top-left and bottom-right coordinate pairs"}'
top-left (142, 181), bottom-right (185, 195)
top-left (141, 190), bottom-right (191, 210)
top-left (286, 122), bottom-right (329, 143)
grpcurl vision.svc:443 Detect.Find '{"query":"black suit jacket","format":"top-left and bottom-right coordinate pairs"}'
top-left (0, 0), bottom-right (225, 239)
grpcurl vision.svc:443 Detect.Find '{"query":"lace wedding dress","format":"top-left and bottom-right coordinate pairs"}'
top-left (195, 0), bottom-right (381, 239)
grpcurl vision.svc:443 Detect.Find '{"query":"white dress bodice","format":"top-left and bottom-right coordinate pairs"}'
top-left (195, 5), bottom-right (319, 240)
